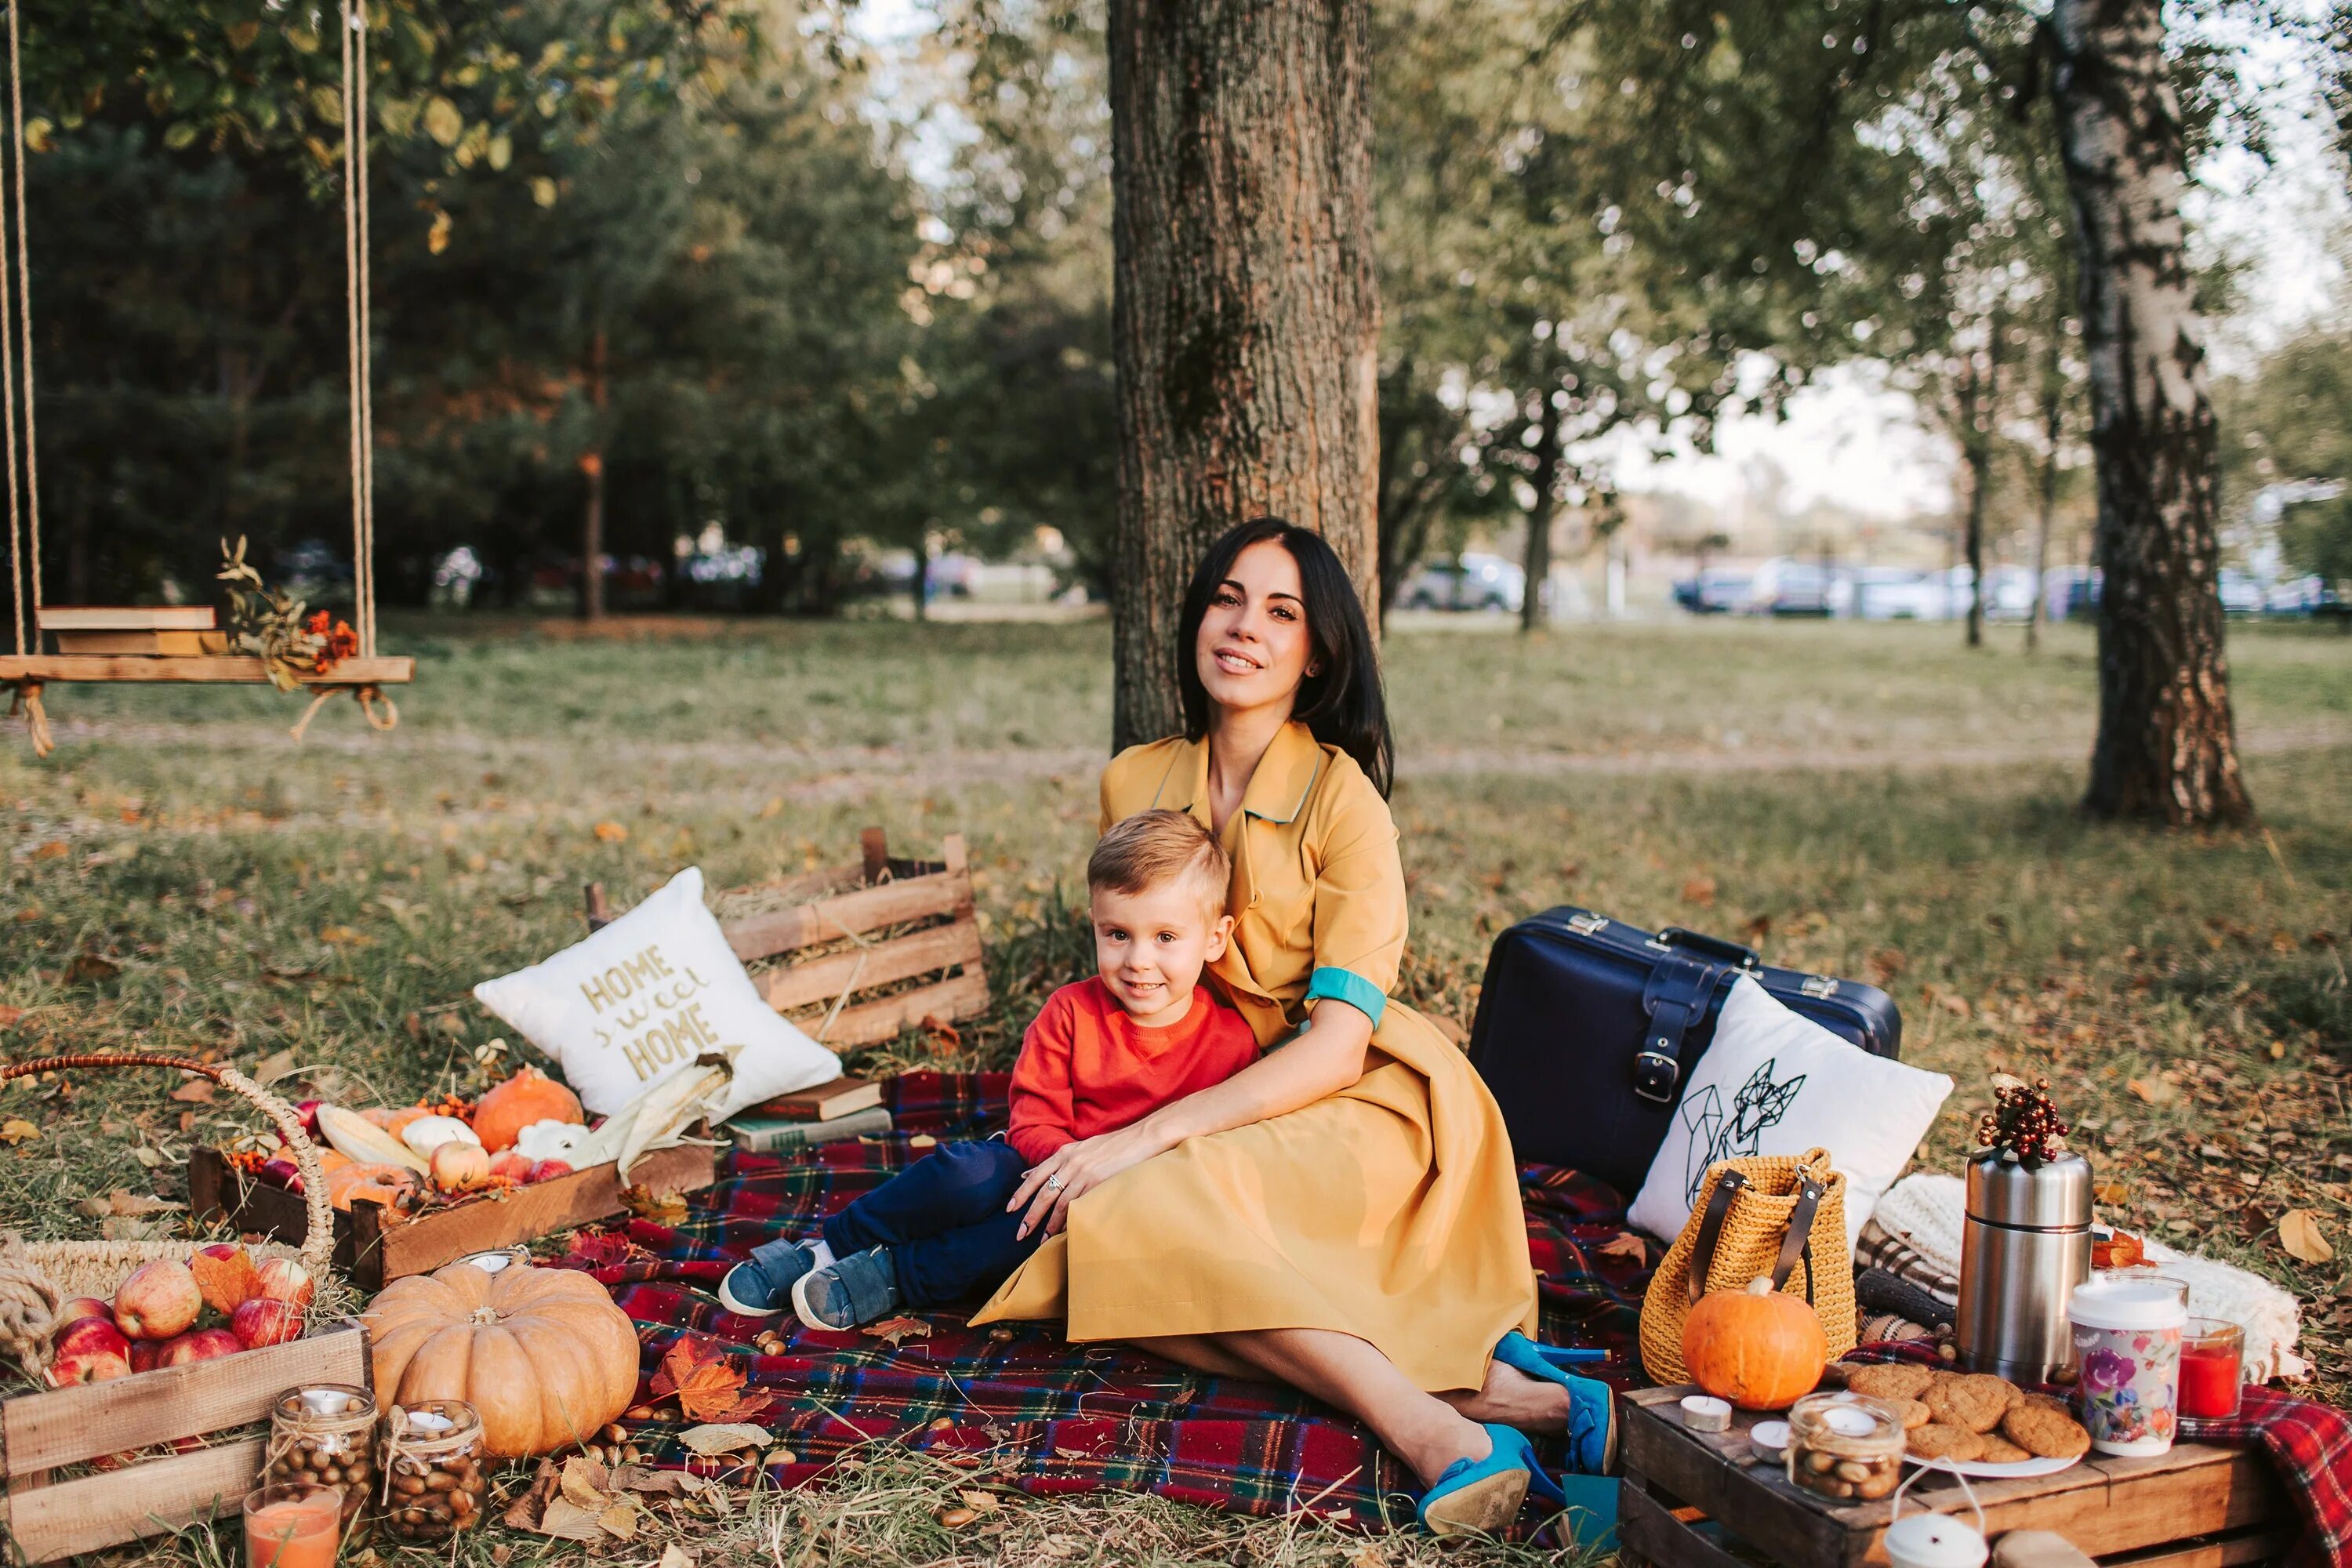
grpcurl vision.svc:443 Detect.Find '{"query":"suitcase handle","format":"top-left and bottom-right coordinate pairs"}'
top-left (1653, 926), bottom-right (1762, 973)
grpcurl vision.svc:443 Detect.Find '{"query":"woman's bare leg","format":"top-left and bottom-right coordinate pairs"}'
top-left (1438, 1358), bottom-right (1572, 1434)
top-left (1146, 1327), bottom-right (1490, 1488)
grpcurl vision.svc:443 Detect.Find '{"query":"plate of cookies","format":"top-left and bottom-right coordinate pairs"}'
top-left (1843, 1363), bottom-right (2093, 1478)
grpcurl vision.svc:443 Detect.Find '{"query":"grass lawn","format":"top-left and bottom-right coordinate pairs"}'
top-left (2, 612), bottom-right (2347, 1565)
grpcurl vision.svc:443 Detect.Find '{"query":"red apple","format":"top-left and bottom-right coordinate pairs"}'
top-left (526, 1159), bottom-right (574, 1184)
top-left (157, 1327), bottom-right (241, 1367)
top-left (250, 1257), bottom-right (315, 1312)
top-left (259, 1157), bottom-right (304, 1192)
top-left (230, 1297), bottom-right (303, 1349)
top-left (55, 1295), bottom-right (113, 1330)
top-left (46, 1343), bottom-right (131, 1387)
top-left (488, 1152), bottom-right (533, 1182)
top-left (112, 1259), bottom-right (202, 1341)
top-left (52, 1314), bottom-right (132, 1365)
top-left (128, 1340), bottom-right (161, 1373)
top-left (293, 1100), bottom-right (324, 1138)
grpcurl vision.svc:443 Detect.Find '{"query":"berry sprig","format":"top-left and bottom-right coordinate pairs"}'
top-left (1974, 1073), bottom-right (2071, 1164)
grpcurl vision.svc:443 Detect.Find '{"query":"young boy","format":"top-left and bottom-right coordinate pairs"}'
top-left (719, 809), bottom-right (1259, 1330)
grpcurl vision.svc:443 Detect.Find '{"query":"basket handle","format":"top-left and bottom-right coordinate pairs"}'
top-left (0, 1053), bottom-right (335, 1280)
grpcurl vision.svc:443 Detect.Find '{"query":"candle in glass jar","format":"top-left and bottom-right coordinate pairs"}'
top-left (2179, 1317), bottom-right (2245, 1420)
top-left (243, 1483), bottom-right (343, 1568)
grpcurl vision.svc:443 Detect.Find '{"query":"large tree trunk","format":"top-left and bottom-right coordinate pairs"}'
top-left (2048, 0), bottom-right (2250, 824)
top-left (579, 329), bottom-right (609, 622)
top-left (1107, 0), bottom-right (1381, 750)
top-left (1519, 391), bottom-right (1561, 635)
top-left (2027, 343), bottom-right (2064, 655)
top-left (1958, 354), bottom-right (1989, 650)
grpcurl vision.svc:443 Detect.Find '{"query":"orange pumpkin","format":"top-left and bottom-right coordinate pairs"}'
top-left (1681, 1277), bottom-right (1828, 1411)
top-left (470, 1067), bottom-right (586, 1153)
top-left (326, 1160), bottom-right (417, 1212)
top-left (362, 1261), bottom-right (640, 1457)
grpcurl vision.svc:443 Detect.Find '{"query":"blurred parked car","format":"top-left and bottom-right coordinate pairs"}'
top-left (1746, 557), bottom-right (1837, 616)
top-left (2044, 567), bottom-right (2099, 621)
top-left (2219, 569), bottom-right (2265, 615)
top-left (1671, 568), bottom-right (1755, 615)
top-left (2266, 575), bottom-right (2345, 618)
top-left (1401, 552), bottom-right (1525, 612)
top-left (1846, 569), bottom-right (1950, 620)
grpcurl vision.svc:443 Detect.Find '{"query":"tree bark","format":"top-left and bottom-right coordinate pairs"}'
top-left (1519, 391), bottom-right (1561, 635)
top-left (1958, 350), bottom-right (1989, 650)
top-left (1107, 0), bottom-right (1381, 750)
top-left (2027, 333), bottom-right (2065, 655)
top-left (579, 328), bottom-right (609, 622)
top-left (2048, 0), bottom-right (2251, 824)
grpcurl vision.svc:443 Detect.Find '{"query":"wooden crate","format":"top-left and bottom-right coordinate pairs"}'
top-left (591, 827), bottom-right (993, 1051)
top-left (0, 1323), bottom-right (369, 1563)
top-left (189, 1138), bottom-right (716, 1292)
top-left (1617, 1385), bottom-right (2292, 1568)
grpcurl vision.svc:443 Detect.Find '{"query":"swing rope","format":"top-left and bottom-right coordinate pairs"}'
top-left (6, 0), bottom-right (36, 649)
top-left (1, 0), bottom-right (24, 659)
top-left (339, 0), bottom-right (376, 659)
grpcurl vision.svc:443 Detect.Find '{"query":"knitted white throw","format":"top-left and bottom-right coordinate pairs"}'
top-left (1869, 1171), bottom-right (2311, 1384)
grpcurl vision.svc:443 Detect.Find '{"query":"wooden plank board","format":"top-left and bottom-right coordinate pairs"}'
top-left (35, 606), bottom-right (216, 631)
top-left (813, 969), bottom-right (993, 1047)
top-left (723, 871), bottom-right (974, 963)
top-left (0, 655), bottom-right (413, 685)
top-left (1619, 1480), bottom-right (1750, 1568)
top-left (2110, 1526), bottom-right (2296, 1568)
top-left (0, 1325), bottom-right (366, 1478)
top-left (2, 1436), bottom-right (262, 1561)
top-left (1622, 1393), bottom-right (1849, 1567)
top-left (756, 918), bottom-right (984, 1012)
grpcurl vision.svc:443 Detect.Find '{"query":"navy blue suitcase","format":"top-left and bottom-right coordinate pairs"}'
top-left (1465, 906), bottom-right (1902, 1197)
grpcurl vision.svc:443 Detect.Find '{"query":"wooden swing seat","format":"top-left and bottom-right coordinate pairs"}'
top-left (0, 654), bottom-right (412, 685)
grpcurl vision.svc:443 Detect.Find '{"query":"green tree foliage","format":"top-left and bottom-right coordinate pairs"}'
top-left (2218, 320), bottom-right (2352, 590)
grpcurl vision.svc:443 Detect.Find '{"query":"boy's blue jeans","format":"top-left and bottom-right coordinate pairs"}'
top-left (820, 1139), bottom-right (1043, 1308)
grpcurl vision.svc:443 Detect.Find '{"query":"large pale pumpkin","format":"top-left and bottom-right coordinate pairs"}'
top-left (1681, 1277), bottom-right (1828, 1411)
top-left (362, 1262), bottom-right (640, 1457)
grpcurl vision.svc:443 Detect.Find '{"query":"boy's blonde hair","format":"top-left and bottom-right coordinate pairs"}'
top-left (1087, 810), bottom-right (1230, 915)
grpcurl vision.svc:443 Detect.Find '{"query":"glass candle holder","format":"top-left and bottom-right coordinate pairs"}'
top-left (2179, 1317), bottom-right (2245, 1420)
top-left (242, 1482), bottom-right (343, 1568)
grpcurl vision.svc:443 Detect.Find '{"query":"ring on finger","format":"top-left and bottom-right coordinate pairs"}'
top-left (1044, 1174), bottom-right (1065, 1191)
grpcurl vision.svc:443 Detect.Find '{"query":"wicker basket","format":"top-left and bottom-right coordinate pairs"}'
top-left (0, 1052), bottom-right (332, 1374)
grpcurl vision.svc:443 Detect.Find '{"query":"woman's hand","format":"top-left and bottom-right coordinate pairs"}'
top-left (1007, 1122), bottom-right (1165, 1239)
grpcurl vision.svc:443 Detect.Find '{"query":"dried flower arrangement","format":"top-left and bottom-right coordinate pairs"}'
top-left (217, 536), bottom-right (358, 691)
top-left (1975, 1073), bottom-right (2073, 1166)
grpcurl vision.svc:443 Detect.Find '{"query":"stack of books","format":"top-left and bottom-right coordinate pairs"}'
top-left (39, 605), bottom-right (227, 655)
top-left (728, 1075), bottom-right (892, 1154)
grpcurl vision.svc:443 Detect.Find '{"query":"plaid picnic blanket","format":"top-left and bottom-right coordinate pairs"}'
top-left (1846, 1341), bottom-right (2352, 1567)
top-left (555, 1073), bottom-right (1660, 1529)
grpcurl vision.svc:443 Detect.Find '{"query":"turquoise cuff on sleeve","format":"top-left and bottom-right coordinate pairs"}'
top-left (1304, 965), bottom-right (1387, 1029)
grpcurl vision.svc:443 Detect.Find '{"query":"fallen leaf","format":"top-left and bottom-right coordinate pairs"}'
top-left (65, 953), bottom-right (120, 984)
top-left (503, 1460), bottom-right (561, 1531)
top-left (169, 1078), bottom-right (216, 1104)
top-left (1680, 874), bottom-right (1717, 906)
top-left (864, 1315), bottom-right (933, 1347)
top-left (659, 1545), bottom-right (696, 1568)
top-left (252, 1049), bottom-right (297, 1083)
top-left (0, 1006), bottom-right (22, 1029)
top-left (597, 1501), bottom-right (640, 1540)
top-left (132, 1145), bottom-right (163, 1168)
top-left (188, 1244), bottom-right (259, 1313)
top-left (532, 1497), bottom-right (607, 1542)
top-left (73, 1189), bottom-right (182, 1218)
top-left (622, 1185), bottom-right (690, 1226)
top-left (757, 797), bottom-right (782, 819)
top-left (1595, 1231), bottom-right (1647, 1263)
top-left (316, 926), bottom-right (370, 948)
top-left (651, 1337), bottom-right (774, 1422)
top-left (2127, 1077), bottom-right (2178, 1106)
top-left (677, 1422), bottom-right (769, 1456)
top-left (958, 1489), bottom-right (1001, 1514)
top-left (2093, 1181), bottom-right (2130, 1205)
top-left (593, 821), bottom-right (630, 843)
top-left (1864, 948), bottom-right (1907, 985)
top-left (608, 1464), bottom-right (691, 1497)
top-left (1940, 993), bottom-right (1973, 1019)
top-left (558, 1455), bottom-right (612, 1510)
top-left (30, 840), bottom-right (67, 859)
top-left (2281, 1209), bottom-right (2336, 1265)
top-left (1, 1120), bottom-right (40, 1145)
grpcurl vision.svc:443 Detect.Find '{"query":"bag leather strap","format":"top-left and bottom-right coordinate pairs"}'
top-left (1683, 1168), bottom-right (1748, 1304)
top-left (1769, 1171), bottom-right (1828, 1305)
top-left (1636, 953), bottom-right (1725, 1105)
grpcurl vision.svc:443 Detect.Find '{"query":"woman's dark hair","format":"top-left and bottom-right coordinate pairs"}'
top-left (1176, 517), bottom-right (1393, 797)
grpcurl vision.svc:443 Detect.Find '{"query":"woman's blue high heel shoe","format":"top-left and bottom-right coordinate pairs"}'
top-left (1494, 1331), bottom-right (1618, 1475)
top-left (1417, 1422), bottom-right (1562, 1537)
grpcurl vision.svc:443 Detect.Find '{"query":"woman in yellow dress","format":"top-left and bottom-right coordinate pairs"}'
top-left (973, 518), bottom-right (1614, 1534)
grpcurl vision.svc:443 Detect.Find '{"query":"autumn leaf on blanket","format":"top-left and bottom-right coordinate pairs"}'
top-left (1595, 1231), bottom-right (1647, 1264)
top-left (864, 1315), bottom-right (932, 1347)
top-left (620, 1185), bottom-right (689, 1225)
top-left (651, 1337), bottom-right (774, 1422)
top-left (188, 1243), bottom-right (260, 1315)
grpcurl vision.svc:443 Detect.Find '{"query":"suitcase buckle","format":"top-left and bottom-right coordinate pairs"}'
top-left (1632, 1046), bottom-right (1681, 1105)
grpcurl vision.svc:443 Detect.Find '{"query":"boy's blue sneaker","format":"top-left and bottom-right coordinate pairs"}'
top-left (792, 1247), bottom-right (901, 1330)
top-left (717, 1237), bottom-right (819, 1316)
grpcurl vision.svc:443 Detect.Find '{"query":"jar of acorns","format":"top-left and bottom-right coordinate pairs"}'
top-left (376, 1400), bottom-right (488, 1542)
top-left (264, 1384), bottom-right (377, 1533)
top-left (1785, 1392), bottom-right (1904, 1501)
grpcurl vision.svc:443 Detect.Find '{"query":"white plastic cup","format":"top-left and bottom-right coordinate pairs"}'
top-left (2067, 1272), bottom-right (2187, 1456)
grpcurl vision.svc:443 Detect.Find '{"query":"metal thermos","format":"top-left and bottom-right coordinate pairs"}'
top-left (1956, 1149), bottom-right (2093, 1382)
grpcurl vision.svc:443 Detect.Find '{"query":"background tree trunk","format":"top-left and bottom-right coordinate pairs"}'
top-left (1958, 351), bottom-right (1989, 650)
top-left (1107, 0), bottom-right (1381, 750)
top-left (2027, 350), bottom-right (2063, 655)
top-left (579, 328), bottom-right (609, 622)
top-left (2048, 0), bottom-right (2251, 824)
top-left (1519, 392), bottom-right (1561, 635)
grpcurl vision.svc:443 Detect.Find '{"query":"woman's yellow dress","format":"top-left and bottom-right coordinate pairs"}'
top-left (972, 721), bottom-right (1538, 1393)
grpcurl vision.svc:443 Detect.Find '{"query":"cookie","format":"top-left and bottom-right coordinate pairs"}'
top-left (1976, 1435), bottom-right (2032, 1464)
top-left (1925, 1374), bottom-right (2019, 1433)
top-left (1846, 1363), bottom-right (1936, 1402)
top-left (1894, 1397), bottom-right (1933, 1431)
top-left (2002, 1400), bottom-right (2092, 1460)
top-left (1906, 1423), bottom-right (1987, 1462)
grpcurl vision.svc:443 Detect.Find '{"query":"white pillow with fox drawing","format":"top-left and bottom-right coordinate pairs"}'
top-left (473, 867), bottom-right (840, 1122)
top-left (1628, 975), bottom-right (1953, 1250)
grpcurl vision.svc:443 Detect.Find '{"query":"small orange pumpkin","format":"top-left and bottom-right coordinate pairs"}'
top-left (471, 1067), bottom-right (586, 1153)
top-left (361, 1261), bottom-right (639, 1457)
top-left (1681, 1277), bottom-right (1828, 1411)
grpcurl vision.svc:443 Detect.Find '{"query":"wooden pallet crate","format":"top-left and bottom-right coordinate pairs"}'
top-left (591, 827), bottom-right (993, 1051)
top-left (1617, 1385), bottom-right (2292, 1568)
top-left (0, 1323), bottom-right (369, 1563)
top-left (189, 1138), bottom-right (716, 1294)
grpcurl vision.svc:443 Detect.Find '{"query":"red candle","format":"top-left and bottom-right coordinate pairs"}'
top-left (2179, 1318), bottom-right (2244, 1420)
top-left (242, 1483), bottom-right (342, 1568)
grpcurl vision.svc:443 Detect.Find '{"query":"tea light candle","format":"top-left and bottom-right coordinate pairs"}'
top-left (1820, 1404), bottom-right (1881, 1439)
top-left (1679, 1395), bottom-right (1733, 1432)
